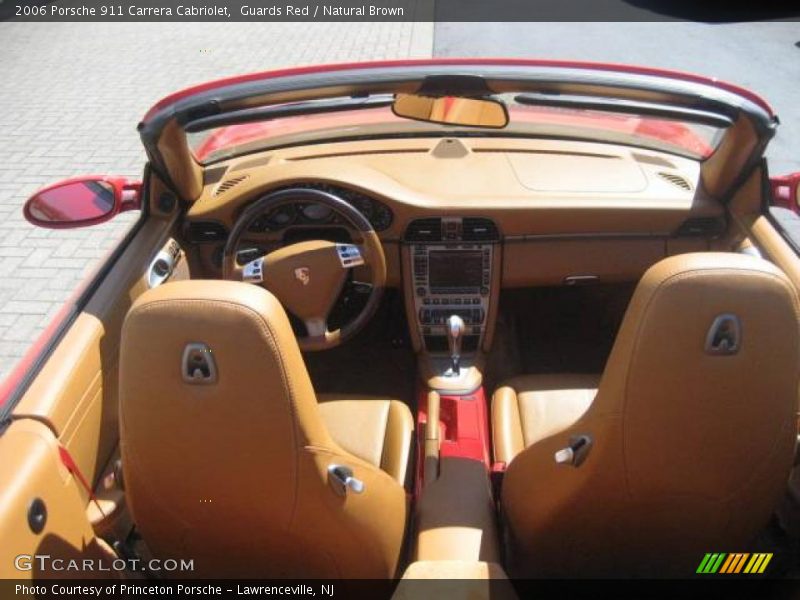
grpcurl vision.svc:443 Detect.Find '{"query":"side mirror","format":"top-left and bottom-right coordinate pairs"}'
top-left (23, 176), bottom-right (142, 229)
top-left (392, 94), bottom-right (509, 129)
top-left (771, 172), bottom-right (800, 213)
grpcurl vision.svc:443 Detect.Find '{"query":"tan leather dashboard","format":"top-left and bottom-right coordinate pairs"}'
top-left (183, 136), bottom-right (723, 287)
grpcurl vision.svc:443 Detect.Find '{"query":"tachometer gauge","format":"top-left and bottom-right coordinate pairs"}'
top-left (266, 204), bottom-right (296, 229)
top-left (301, 203), bottom-right (332, 222)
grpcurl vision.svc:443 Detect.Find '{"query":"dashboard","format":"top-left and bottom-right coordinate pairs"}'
top-left (182, 136), bottom-right (724, 289)
top-left (179, 136), bottom-right (730, 355)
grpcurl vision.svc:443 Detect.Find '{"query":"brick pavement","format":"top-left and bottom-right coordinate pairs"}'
top-left (0, 22), bottom-right (433, 379)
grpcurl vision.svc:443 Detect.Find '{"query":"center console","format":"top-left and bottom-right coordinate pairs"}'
top-left (401, 217), bottom-right (504, 575)
top-left (412, 243), bottom-right (492, 354)
top-left (404, 217), bottom-right (500, 359)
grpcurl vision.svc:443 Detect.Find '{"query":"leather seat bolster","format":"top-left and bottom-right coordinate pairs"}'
top-left (491, 386), bottom-right (524, 465)
top-left (492, 374), bottom-right (600, 464)
top-left (317, 395), bottom-right (413, 485)
top-left (382, 400), bottom-right (415, 486)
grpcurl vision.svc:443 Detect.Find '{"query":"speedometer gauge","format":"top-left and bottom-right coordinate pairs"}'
top-left (350, 196), bottom-right (374, 221)
top-left (301, 203), bottom-right (332, 222)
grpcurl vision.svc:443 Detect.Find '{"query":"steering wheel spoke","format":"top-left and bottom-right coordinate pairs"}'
top-left (335, 243), bottom-right (366, 269)
top-left (241, 256), bottom-right (265, 283)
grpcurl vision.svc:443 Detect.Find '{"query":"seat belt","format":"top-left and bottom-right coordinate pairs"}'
top-left (58, 444), bottom-right (107, 518)
top-left (58, 444), bottom-right (156, 576)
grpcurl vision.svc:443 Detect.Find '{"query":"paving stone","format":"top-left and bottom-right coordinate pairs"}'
top-left (0, 22), bottom-right (433, 380)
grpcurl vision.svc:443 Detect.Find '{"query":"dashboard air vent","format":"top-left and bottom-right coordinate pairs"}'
top-left (213, 175), bottom-right (249, 197)
top-left (675, 217), bottom-right (725, 237)
top-left (658, 172), bottom-right (693, 191)
top-left (404, 218), bottom-right (442, 242)
top-left (185, 221), bottom-right (228, 243)
top-left (462, 218), bottom-right (499, 242)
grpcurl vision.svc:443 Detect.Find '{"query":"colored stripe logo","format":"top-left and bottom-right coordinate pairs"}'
top-left (696, 553), bottom-right (773, 574)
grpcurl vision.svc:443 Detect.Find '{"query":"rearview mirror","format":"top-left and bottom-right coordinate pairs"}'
top-left (23, 176), bottom-right (141, 229)
top-left (392, 94), bottom-right (509, 129)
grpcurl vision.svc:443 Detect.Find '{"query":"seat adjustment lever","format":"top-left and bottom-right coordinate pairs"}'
top-left (554, 434), bottom-right (593, 467)
top-left (327, 465), bottom-right (365, 496)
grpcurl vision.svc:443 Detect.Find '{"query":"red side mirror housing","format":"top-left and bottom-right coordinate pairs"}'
top-left (23, 175), bottom-right (142, 229)
top-left (771, 172), bottom-right (800, 214)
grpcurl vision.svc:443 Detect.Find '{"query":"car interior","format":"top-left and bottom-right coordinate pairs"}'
top-left (1, 62), bottom-right (799, 588)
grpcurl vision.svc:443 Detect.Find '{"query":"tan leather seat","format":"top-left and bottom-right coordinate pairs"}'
top-left (492, 374), bottom-right (600, 465)
top-left (119, 280), bottom-right (412, 578)
top-left (317, 394), bottom-right (414, 486)
top-left (493, 253), bottom-right (800, 577)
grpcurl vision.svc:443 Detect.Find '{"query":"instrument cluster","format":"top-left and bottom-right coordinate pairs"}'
top-left (247, 183), bottom-right (393, 233)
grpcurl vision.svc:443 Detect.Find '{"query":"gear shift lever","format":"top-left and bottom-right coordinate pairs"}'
top-left (446, 315), bottom-right (465, 376)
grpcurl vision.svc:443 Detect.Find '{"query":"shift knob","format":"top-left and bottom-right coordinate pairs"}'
top-left (446, 315), bottom-right (465, 376)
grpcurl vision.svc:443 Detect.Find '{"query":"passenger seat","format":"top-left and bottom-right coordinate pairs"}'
top-left (492, 253), bottom-right (800, 577)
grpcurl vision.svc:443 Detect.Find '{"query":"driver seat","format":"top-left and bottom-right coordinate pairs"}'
top-left (119, 280), bottom-right (413, 578)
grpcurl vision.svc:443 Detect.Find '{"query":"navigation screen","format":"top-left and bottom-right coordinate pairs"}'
top-left (429, 251), bottom-right (483, 289)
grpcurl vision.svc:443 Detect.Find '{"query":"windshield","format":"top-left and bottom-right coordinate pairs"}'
top-left (187, 95), bottom-right (727, 164)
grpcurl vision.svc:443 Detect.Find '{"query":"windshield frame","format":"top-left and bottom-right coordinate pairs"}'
top-left (138, 59), bottom-right (777, 201)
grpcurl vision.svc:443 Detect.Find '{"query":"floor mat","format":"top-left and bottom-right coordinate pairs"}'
top-left (493, 284), bottom-right (634, 378)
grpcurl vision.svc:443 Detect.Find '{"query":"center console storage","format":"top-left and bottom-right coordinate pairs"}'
top-left (413, 387), bottom-right (500, 564)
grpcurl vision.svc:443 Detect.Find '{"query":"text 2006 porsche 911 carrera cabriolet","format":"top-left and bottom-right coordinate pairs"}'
top-left (1, 59), bottom-right (799, 589)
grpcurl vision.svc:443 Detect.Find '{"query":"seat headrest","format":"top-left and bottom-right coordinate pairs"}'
top-left (600, 252), bottom-right (800, 499)
top-left (121, 280), bottom-right (330, 449)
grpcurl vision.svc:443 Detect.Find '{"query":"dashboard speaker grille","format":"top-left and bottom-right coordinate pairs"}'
top-left (404, 218), bottom-right (442, 242)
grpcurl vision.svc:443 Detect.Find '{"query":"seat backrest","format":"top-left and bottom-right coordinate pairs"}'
top-left (119, 280), bottom-right (406, 578)
top-left (502, 253), bottom-right (800, 577)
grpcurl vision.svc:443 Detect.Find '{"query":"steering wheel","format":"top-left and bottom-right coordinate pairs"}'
top-left (222, 187), bottom-right (386, 352)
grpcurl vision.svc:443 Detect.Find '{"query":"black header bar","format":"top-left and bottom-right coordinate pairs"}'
top-left (2, 0), bottom-right (798, 22)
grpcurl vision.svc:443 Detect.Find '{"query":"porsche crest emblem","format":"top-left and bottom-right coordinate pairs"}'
top-left (294, 267), bottom-right (311, 286)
